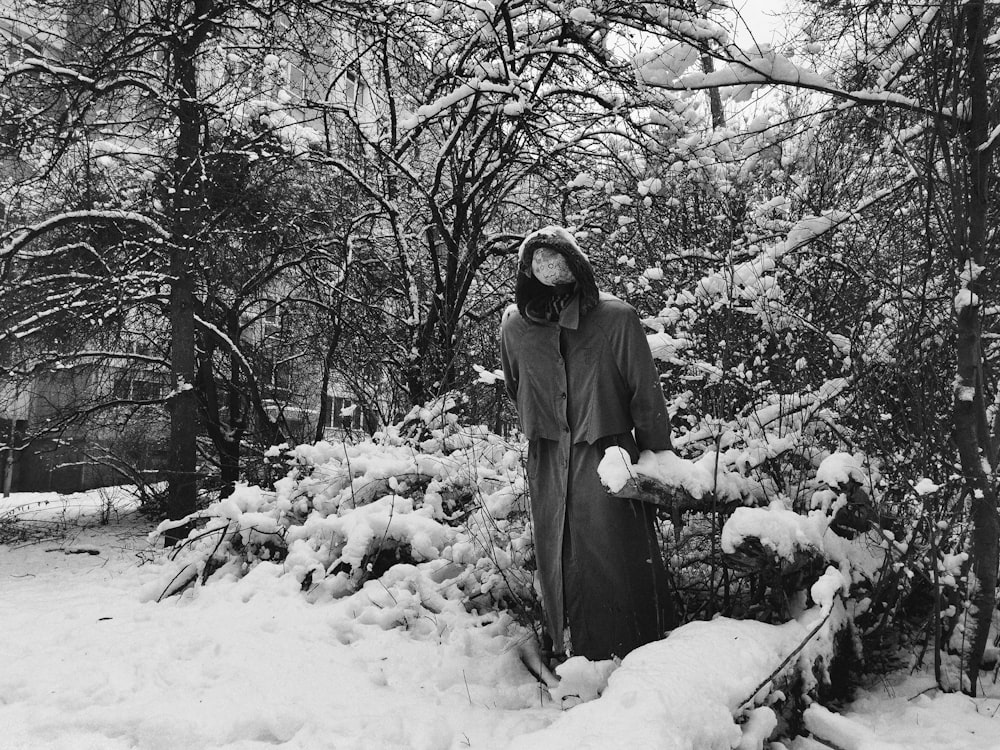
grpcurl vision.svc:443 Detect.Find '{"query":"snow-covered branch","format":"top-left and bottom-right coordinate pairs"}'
top-left (1, 210), bottom-right (170, 263)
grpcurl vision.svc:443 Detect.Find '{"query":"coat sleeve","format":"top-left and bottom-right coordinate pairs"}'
top-left (615, 306), bottom-right (672, 452)
top-left (499, 306), bottom-right (519, 403)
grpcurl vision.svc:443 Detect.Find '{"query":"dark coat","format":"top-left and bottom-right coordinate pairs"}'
top-left (500, 227), bottom-right (675, 660)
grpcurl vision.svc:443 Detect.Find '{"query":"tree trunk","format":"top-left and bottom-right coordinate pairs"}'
top-left (2, 419), bottom-right (14, 497)
top-left (700, 53), bottom-right (726, 129)
top-left (165, 257), bottom-right (199, 542)
top-left (163, 0), bottom-right (214, 544)
top-left (220, 321), bottom-right (246, 498)
top-left (218, 436), bottom-right (240, 498)
top-left (955, 0), bottom-right (998, 695)
top-left (314, 330), bottom-right (341, 443)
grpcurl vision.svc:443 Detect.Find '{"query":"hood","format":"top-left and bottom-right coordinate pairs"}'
top-left (515, 225), bottom-right (599, 319)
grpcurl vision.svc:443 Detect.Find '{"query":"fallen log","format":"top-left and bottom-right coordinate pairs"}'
top-left (607, 473), bottom-right (744, 515)
top-left (510, 598), bottom-right (854, 749)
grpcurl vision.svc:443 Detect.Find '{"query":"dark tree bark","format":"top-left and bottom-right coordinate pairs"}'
top-left (313, 335), bottom-right (340, 444)
top-left (163, 0), bottom-right (216, 544)
top-left (700, 53), bottom-right (726, 130)
top-left (954, 0), bottom-right (998, 694)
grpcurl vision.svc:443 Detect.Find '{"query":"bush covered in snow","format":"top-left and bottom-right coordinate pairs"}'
top-left (157, 395), bottom-right (867, 629)
top-left (143, 393), bottom-right (873, 745)
top-left (148, 367), bottom-right (980, 702)
top-left (148, 397), bottom-right (541, 633)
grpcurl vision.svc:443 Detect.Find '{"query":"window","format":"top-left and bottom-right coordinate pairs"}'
top-left (132, 380), bottom-right (165, 402)
top-left (2, 30), bottom-right (37, 66)
top-left (344, 69), bottom-right (358, 104)
top-left (112, 377), bottom-right (130, 402)
top-left (127, 336), bottom-right (157, 356)
top-left (263, 301), bottom-right (280, 326)
top-left (272, 360), bottom-right (294, 400)
top-left (112, 376), bottom-right (165, 403)
top-left (223, 51), bottom-right (249, 84)
top-left (282, 61), bottom-right (307, 102)
top-left (331, 115), bottom-right (362, 163)
top-left (331, 395), bottom-right (362, 431)
top-left (261, 300), bottom-right (281, 341)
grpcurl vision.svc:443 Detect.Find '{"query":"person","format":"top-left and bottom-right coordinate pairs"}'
top-left (500, 225), bottom-right (675, 663)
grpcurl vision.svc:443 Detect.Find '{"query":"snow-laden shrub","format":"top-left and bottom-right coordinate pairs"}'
top-left (596, 435), bottom-right (886, 630)
top-left (149, 384), bottom-right (913, 698)
top-left (146, 405), bottom-right (538, 629)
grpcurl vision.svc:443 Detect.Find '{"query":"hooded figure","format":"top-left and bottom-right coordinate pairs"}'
top-left (500, 225), bottom-right (675, 662)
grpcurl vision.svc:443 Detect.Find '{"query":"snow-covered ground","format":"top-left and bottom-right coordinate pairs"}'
top-left (2, 488), bottom-right (1000, 750)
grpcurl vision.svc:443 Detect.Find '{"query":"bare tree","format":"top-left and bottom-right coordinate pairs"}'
top-left (0, 0), bottom-right (371, 529)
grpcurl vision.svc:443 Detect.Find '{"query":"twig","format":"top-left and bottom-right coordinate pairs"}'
top-left (738, 608), bottom-right (834, 710)
top-left (156, 563), bottom-right (199, 602)
top-left (166, 521), bottom-right (225, 560)
top-left (199, 521), bottom-right (232, 584)
top-left (907, 685), bottom-right (939, 702)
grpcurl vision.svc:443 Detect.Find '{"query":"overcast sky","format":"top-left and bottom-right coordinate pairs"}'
top-left (733, 0), bottom-right (792, 46)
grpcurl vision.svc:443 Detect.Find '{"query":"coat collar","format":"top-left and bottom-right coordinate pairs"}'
top-left (557, 294), bottom-right (581, 330)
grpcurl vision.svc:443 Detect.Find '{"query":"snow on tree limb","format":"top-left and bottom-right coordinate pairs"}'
top-left (636, 41), bottom-right (958, 122)
top-left (192, 315), bottom-right (258, 383)
top-left (1, 210), bottom-right (170, 264)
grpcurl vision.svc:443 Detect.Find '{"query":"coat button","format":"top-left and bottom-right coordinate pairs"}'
top-left (559, 393), bottom-right (566, 399)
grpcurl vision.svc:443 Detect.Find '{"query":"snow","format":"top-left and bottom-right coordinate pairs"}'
top-left (688, 212), bottom-right (850, 324)
top-left (955, 288), bottom-right (979, 312)
top-left (568, 7), bottom-right (597, 24)
top-left (549, 657), bottom-right (618, 706)
top-left (633, 42), bottom-right (701, 85)
top-left (637, 177), bottom-right (662, 196)
top-left (2, 209), bottom-right (170, 261)
top-left (806, 673), bottom-right (1000, 750)
top-left (815, 452), bottom-right (867, 487)
top-left (678, 48), bottom-right (834, 94)
top-left (720, 495), bottom-right (888, 591)
top-left (738, 707), bottom-right (778, 750)
top-left (598, 446), bottom-right (751, 502)
top-left (810, 566), bottom-right (848, 613)
top-left (512, 611), bottom-right (839, 750)
top-left (1, 492), bottom-right (551, 750)
top-left (3, 488), bottom-right (1000, 749)
top-left (474, 363), bottom-right (505, 384)
top-left (722, 500), bottom-right (827, 560)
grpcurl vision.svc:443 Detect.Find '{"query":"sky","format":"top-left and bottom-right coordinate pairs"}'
top-left (732, 0), bottom-right (795, 46)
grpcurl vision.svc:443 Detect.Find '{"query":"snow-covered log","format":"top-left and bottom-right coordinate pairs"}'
top-left (604, 469), bottom-right (745, 517)
top-left (598, 446), bottom-right (758, 518)
top-left (510, 571), bottom-right (853, 749)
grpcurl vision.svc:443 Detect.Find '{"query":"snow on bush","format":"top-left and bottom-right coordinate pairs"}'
top-left (135, 390), bottom-right (868, 746)
top-left (598, 445), bottom-right (756, 502)
top-left (597, 437), bottom-right (884, 616)
top-left (146, 400), bottom-right (537, 631)
top-left (719, 450), bottom-right (886, 591)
